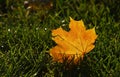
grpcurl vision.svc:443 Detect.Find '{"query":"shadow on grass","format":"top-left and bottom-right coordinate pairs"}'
top-left (52, 57), bottom-right (94, 77)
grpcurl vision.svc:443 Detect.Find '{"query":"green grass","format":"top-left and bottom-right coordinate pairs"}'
top-left (0, 0), bottom-right (120, 77)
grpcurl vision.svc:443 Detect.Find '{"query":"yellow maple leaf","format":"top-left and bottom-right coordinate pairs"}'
top-left (50, 17), bottom-right (98, 64)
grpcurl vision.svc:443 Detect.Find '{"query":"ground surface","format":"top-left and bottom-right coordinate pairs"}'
top-left (0, 0), bottom-right (120, 77)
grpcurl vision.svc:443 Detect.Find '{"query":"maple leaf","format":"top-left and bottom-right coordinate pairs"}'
top-left (50, 17), bottom-right (97, 64)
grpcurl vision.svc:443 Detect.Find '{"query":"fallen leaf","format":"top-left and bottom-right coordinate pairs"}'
top-left (50, 17), bottom-right (97, 64)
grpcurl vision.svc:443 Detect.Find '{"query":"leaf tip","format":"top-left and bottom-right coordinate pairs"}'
top-left (69, 17), bottom-right (73, 21)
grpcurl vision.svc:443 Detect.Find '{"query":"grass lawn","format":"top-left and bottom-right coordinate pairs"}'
top-left (0, 0), bottom-right (120, 77)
